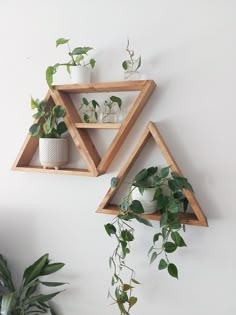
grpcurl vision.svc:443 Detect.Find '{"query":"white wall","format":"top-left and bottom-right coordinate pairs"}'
top-left (0, 0), bottom-right (235, 314)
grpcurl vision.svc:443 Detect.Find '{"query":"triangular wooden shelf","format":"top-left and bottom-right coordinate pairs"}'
top-left (97, 121), bottom-right (208, 227)
top-left (12, 80), bottom-right (156, 176)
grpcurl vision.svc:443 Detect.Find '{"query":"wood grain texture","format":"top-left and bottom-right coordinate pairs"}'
top-left (75, 123), bottom-right (121, 129)
top-left (97, 121), bottom-right (208, 227)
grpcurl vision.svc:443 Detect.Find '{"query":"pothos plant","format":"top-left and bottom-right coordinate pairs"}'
top-left (0, 253), bottom-right (66, 315)
top-left (78, 97), bottom-right (100, 123)
top-left (46, 38), bottom-right (96, 89)
top-left (105, 166), bottom-right (194, 315)
top-left (29, 97), bottom-right (67, 138)
top-left (122, 40), bottom-right (141, 77)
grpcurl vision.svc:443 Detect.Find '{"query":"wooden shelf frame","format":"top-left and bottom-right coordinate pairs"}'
top-left (97, 121), bottom-right (208, 227)
top-left (12, 80), bottom-right (156, 176)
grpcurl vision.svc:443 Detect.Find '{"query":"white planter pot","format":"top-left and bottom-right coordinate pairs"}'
top-left (132, 187), bottom-right (157, 214)
top-left (70, 66), bottom-right (91, 84)
top-left (39, 138), bottom-right (68, 170)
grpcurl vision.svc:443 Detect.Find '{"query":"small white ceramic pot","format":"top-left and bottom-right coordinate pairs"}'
top-left (132, 187), bottom-right (157, 214)
top-left (70, 66), bottom-right (91, 84)
top-left (39, 138), bottom-right (68, 170)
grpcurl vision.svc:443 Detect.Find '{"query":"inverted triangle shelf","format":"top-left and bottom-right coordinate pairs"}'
top-left (97, 121), bottom-right (208, 227)
top-left (12, 80), bottom-right (156, 176)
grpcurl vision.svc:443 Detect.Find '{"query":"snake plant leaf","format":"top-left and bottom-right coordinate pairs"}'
top-left (0, 256), bottom-right (15, 291)
top-left (1, 292), bottom-right (16, 315)
top-left (23, 254), bottom-right (49, 286)
top-left (56, 38), bottom-right (69, 47)
top-left (40, 263), bottom-right (65, 276)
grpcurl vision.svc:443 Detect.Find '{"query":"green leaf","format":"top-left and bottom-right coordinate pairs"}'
top-left (168, 180), bottom-right (179, 192)
top-left (160, 212), bottom-right (167, 227)
top-left (129, 296), bottom-right (137, 309)
top-left (111, 177), bottom-right (118, 188)
top-left (0, 255), bottom-right (15, 291)
top-left (173, 191), bottom-right (185, 200)
top-left (171, 231), bottom-right (187, 247)
top-left (82, 97), bottom-right (89, 106)
top-left (168, 199), bottom-right (179, 214)
top-left (134, 168), bottom-right (148, 182)
top-left (184, 181), bottom-right (194, 193)
top-left (158, 259), bottom-right (168, 270)
top-left (120, 200), bottom-right (130, 212)
top-left (40, 281), bottom-right (66, 287)
top-left (25, 280), bottom-right (38, 297)
top-left (104, 223), bottom-right (116, 236)
top-left (150, 252), bottom-right (157, 264)
top-left (57, 121), bottom-right (67, 136)
top-left (131, 278), bottom-right (140, 285)
top-left (183, 198), bottom-right (188, 212)
top-left (26, 291), bottom-right (62, 304)
top-left (46, 66), bottom-right (56, 89)
top-left (164, 242), bottom-right (177, 253)
top-left (135, 56), bottom-right (141, 71)
top-left (23, 254), bottom-right (49, 285)
top-left (154, 175), bottom-right (161, 184)
top-left (159, 166), bottom-right (170, 178)
top-left (153, 233), bottom-right (162, 243)
top-left (90, 58), bottom-right (96, 68)
top-left (130, 200), bottom-right (144, 214)
top-left (117, 301), bottom-right (129, 315)
top-left (91, 100), bottom-right (99, 109)
top-left (71, 47), bottom-right (93, 55)
top-left (110, 96), bottom-right (122, 108)
top-left (122, 60), bottom-right (128, 70)
top-left (1, 292), bottom-right (16, 315)
top-left (84, 114), bottom-right (90, 123)
top-left (40, 263), bottom-right (64, 276)
top-left (168, 263), bottom-right (178, 279)
top-left (29, 123), bottom-right (41, 137)
top-left (122, 284), bottom-right (134, 291)
top-left (56, 38), bottom-right (69, 47)
top-left (153, 187), bottom-right (161, 201)
top-left (33, 111), bottom-right (45, 120)
top-left (132, 213), bottom-right (152, 227)
top-left (53, 105), bottom-right (66, 118)
top-left (121, 230), bottom-right (134, 242)
top-left (31, 97), bottom-right (39, 109)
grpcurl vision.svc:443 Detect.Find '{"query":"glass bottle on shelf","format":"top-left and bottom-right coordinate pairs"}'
top-left (101, 96), bottom-right (122, 123)
top-left (78, 97), bottom-right (99, 123)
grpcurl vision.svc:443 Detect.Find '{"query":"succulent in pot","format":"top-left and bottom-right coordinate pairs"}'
top-left (29, 97), bottom-right (68, 170)
top-left (0, 253), bottom-right (66, 315)
top-left (105, 166), bottom-right (194, 315)
top-left (46, 38), bottom-right (96, 89)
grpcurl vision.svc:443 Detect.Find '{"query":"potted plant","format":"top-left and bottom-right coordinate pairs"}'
top-left (101, 96), bottom-right (122, 123)
top-left (122, 39), bottom-right (141, 80)
top-left (78, 97), bottom-right (100, 123)
top-left (29, 97), bottom-right (68, 170)
top-left (105, 166), bottom-right (194, 315)
top-left (46, 38), bottom-right (96, 89)
top-left (0, 253), bottom-right (66, 315)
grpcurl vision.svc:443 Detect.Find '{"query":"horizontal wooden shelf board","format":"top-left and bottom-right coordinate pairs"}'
top-left (75, 123), bottom-right (121, 129)
top-left (54, 80), bottom-right (152, 93)
top-left (97, 205), bottom-right (206, 227)
top-left (13, 166), bottom-right (97, 176)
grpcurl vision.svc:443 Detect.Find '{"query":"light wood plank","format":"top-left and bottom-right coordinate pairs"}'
top-left (75, 123), bottom-right (121, 129)
top-left (54, 80), bottom-right (149, 93)
top-left (13, 166), bottom-right (97, 176)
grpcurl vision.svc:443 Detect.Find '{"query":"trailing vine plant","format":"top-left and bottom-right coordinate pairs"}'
top-left (105, 166), bottom-right (194, 314)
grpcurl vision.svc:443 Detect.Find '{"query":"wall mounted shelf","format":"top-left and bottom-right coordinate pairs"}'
top-left (97, 121), bottom-right (208, 227)
top-left (12, 80), bottom-right (156, 176)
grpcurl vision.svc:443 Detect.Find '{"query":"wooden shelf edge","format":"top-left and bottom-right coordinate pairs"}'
top-left (75, 123), bottom-right (121, 129)
top-left (12, 166), bottom-right (98, 177)
top-left (53, 80), bottom-right (154, 93)
top-left (96, 205), bottom-right (208, 227)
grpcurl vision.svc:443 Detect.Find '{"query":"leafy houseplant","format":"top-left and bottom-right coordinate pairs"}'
top-left (29, 97), bottom-right (68, 170)
top-left (105, 166), bottom-right (194, 315)
top-left (102, 96), bottom-right (122, 123)
top-left (0, 253), bottom-right (66, 315)
top-left (78, 97), bottom-right (100, 123)
top-left (122, 40), bottom-right (141, 80)
top-left (46, 38), bottom-right (96, 89)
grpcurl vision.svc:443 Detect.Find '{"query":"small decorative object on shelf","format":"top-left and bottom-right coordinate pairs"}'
top-left (78, 97), bottom-right (100, 123)
top-left (122, 39), bottom-right (141, 80)
top-left (104, 166), bottom-right (194, 314)
top-left (29, 97), bottom-right (68, 170)
top-left (46, 37), bottom-right (96, 88)
top-left (0, 253), bottom-right (66, 315)
top-left (102, 95), bottom-right (122, 123)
